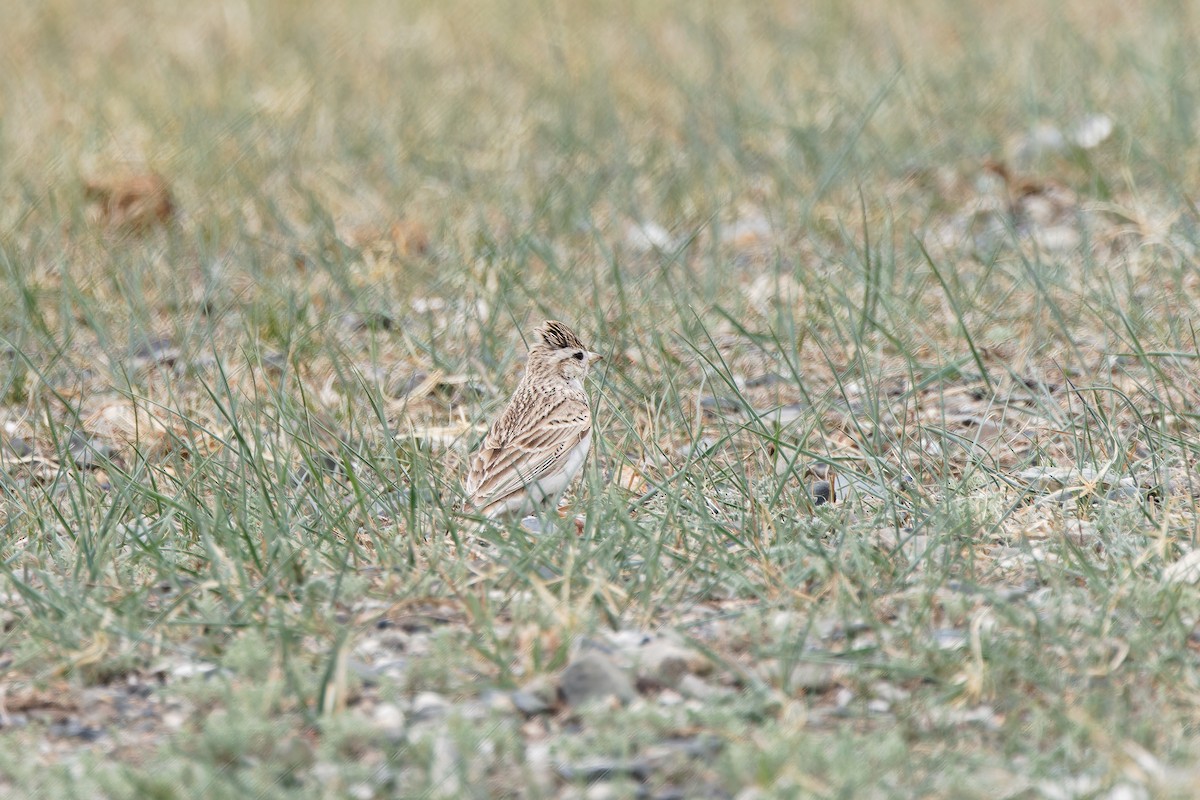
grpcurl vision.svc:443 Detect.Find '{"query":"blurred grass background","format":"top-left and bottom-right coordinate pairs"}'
top-left (3, 1), bottom-right (1200, 797)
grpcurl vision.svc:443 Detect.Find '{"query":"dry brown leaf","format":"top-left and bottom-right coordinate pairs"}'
top-left (341, 218), bottom-right (430, 257)
top-left (722, 211), bottom-right (771, 250)
top-left (83, 173), bottom-right (176, 232)
top-left (0, 682), bottom-right (79, 717)
top-left (389, 219), bottom-right (430, 257)
top-left (982, 159), bottom-right (1078, 220)
top-left (614, 464), bottom-right (648, 494)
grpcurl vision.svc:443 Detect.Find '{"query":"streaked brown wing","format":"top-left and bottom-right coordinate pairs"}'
top-left (466, 390), bottom-right (591, 512)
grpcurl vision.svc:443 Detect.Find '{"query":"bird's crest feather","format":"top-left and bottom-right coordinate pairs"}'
top-left (536, 320), bottom-right (586, 351)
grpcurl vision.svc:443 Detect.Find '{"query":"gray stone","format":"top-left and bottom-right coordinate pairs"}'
top-left (560, 652), bottom-right (636, 707)
top-left (788, 662), bottom-right (849, 691)
top-left (555, 756), bottom-right (652, 783)
top-left (2, 435), bottom-right (31, 459)
top-left (700, 396), bottom-right (742, 414)
top-left (371, 703), bottom-right (406, 740)
top-left (68, 431), bottom-right (114, 468)
top-left (1106, 485), bottom-right (1143, 502)
top-left (411, 691), bottom-right (450, 720)
top-left (635, 640), bottom-right (711, 690)
top-left (677, 673), bottom-right (730, 701)
top-left (933, 628), bottom-right (968, 650)
top-left (511, 675), bottom-right (557, 715)
top-left (744, 372), bottom-right (787, 389)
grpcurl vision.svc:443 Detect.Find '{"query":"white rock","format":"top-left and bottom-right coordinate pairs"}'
top-left (372, 702), bottom-right (406, 738)
top-left (428, 730), bottom-right (461, 797)
top-left (1070, 113), bottom-right (1114, 149)
top-left (624, 221), bottom-right (676, 253)
top-left (1164, 550), bottom-right (1200, 584)
top-left (411, 691), bottom-right (450, 718)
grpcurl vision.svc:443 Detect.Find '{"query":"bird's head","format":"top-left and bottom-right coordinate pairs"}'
top-left (530, 320), bottom-right (603, 381)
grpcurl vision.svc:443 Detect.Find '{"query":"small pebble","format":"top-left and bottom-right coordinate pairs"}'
top-left (511, 689), bottom-right (553, 716)
top-left (933, 629), bottom-right (967, 651)
top-left (411, 691), bottom-right (449, 719)
top-left (560, 652), bottom-right (636, 707)
top-left (743, 372), bottom-right (787, 389)
top-left (1106, 485), bottom-right (1143, 502)
top-left (556, 756), bottom-right (652, 783)
top-left (700, 396), bottom-right (742, 414)
top-left (677, 674), bottom-right (724, 700)
top-left (372, 703), bottom-right (406, 739)
top-left (635, 640), bottom-right (710, 689)
top-left (2, 435), bottom-right (31, 458)
top-left (130, 337), bottom-right (179, 367)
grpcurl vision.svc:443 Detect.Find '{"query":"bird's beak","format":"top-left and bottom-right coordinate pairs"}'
top-left (587, 352), bottom-right (604, 365)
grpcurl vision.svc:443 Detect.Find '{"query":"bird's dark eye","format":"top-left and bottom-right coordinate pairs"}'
top-left (572, 351), bottom-right (584, 360)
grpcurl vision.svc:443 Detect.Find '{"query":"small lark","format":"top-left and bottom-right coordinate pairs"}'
top-left (465, 320), bottom-right (603, 521)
